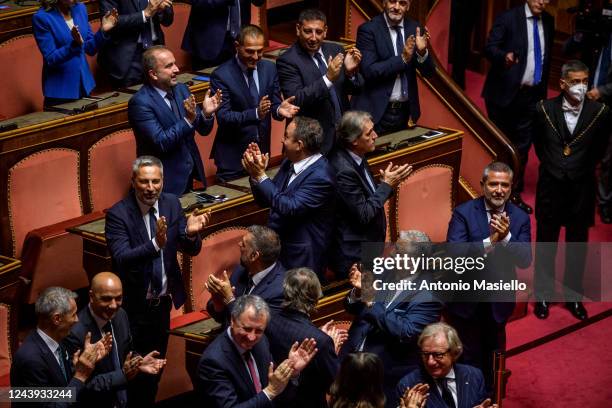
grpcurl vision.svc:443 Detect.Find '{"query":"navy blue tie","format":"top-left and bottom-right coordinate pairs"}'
top-left (313, 52), bottom-right (342, 123)
top-left (149, 207), bottom-right (163, 297)
top-left (532, 16), bottom-right (542, 85)
top-left (229, 0), bottom-right (241, 39)
top-left (104, 322), bottom-right (128, 407)
top-left (165, 91), bottom-right (181, 120)
top-left (596, 36), bottom-right (611, 87)
top-left (247, 69), bottom-right (259, 107)
top-left (140, 0), bottom-right (154, 49)
top-left (393, 25), bottom-right (409, 98)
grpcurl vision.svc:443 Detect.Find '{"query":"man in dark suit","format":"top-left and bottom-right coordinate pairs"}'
top-left (182, 0), bottom-right (264, 70)
top-left (340, 231), bottom-right (442, 407)
top-left (266, 268), bottom-right (343, 408)
top-left (210, 24), bottom-right (299, 181)
top-left (242, 116), bottom-right (335, 278)
top-left (197, 295), bottom-right (318, 408)
top-left (105, 156), bottom-right (210, 404)
top-left (446, 161), bottom-right (531, 391)
top-left (64, 272), bottom-right (167, 408)
top-left (352, 0), bottom-right (434, 135)
top-left (206, 225), bottom-right (285, 325)
top-left (98, 0), bottom-right (173, 87)
top-left (128, 46), bottom-right (221, 195)
top-left (395, 323), bottom-right (494, 408)
top-left (328, 110), bottom-right (413, 279)
top-left (276, 9), bottom-right (363, 154)
top-left (482, 0), bottom-right (555, 214)
top-left (10, 287), bottom-right (111, 408)
top-left (533, 60), bottom-right (612, 321)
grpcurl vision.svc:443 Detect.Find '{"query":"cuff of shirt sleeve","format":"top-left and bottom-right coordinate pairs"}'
top-left (417, 49), bottom-right (429, 63)
top-left (501, 231), bottom-right (512, 245)
top-left (262, 389), bottom-right (273, 401)
top-left (255, 174), bottom-right (269, 183)
top-left (142, 10), bottom-right (147, 23)
top-left (483, 237), bottom-right (493, 254)
top-left (323, 75), bottom-right (333, 88)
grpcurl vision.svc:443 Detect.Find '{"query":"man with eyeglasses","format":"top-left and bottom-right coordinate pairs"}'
top-left (396, 322), bottom-right (496, 408)
top-left (352, 0), bottom-right (434, 135)
top-left (482, 0), bottom-right (555, 215)
top-left (533, 60), bottom-right (612, 321)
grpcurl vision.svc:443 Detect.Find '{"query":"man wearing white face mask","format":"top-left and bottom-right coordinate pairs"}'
top-left (533, 60), bottom-right (612, 321)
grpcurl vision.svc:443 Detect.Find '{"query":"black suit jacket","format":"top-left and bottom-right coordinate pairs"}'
top-left (327, 147), bottom-right (393, 276)
top-left (105, 192), bottom-right (202, 312)
top-left (196, 331), bottom-right (274, 408)
top-left (98, 0), bottom-right (173, 81)
top-left (482, 4), bottom-right (554, 107)
top-left (10, 331), bottom-right (85, 408)
top-left (265, 308), bottom-right (339, 408)
top-left (352, 14), bottom-right (435, 125)
top-left (206, 262), bottom-right (285, 325)
top-left (63, 307), bottom-right (132, 408)
top-left (276, 41), bottom-right (363, 153)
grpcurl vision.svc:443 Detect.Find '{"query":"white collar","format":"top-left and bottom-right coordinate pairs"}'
top-left (136, 197), bottom-right (160, 217)
top-left (383, 12), bottom-right (403, 30)
top-left (251, 262), bottom-right (277, 287)
top-left (291, 153), bottom-right (322, 176)
top-left (37, 328), bottom-right (60, 355)
top-left (347, 149), bottom-right (364, 166)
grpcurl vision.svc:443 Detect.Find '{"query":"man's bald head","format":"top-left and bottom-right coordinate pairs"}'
top-left (89, 272), bottom-right (123, 321)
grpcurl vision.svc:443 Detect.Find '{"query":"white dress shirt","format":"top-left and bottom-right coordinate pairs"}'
top-left (520, 4), bottom-right (546, 86)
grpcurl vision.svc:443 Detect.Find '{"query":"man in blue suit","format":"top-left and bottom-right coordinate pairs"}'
top-left (206, 225), bottom-right (285, 325)
top-left (352, 0), bottom-right (434, 135)
top-left (446, 161), bottom-right (531, 392)
top-left (64, 272), bottom-right (167, 408)
top-left (105, 156), bottom-right (210, 404)
top-left (481, 0), bottom-right (555, 214)
top-left (10, 287), bottom-right (111, 408)
top-left (210, 24), bottom-right (299, 181)
top-left (340, 231), bottom-right (443, 407)
top-left (98, 0), bottom-right (173, 87)
top-left (276, 9), bottom-right (363, 154)
top-left (128, 46), bottom-right (221, 195)
top-left (182, 0), bottom-right (264, 70)
top-left (197, 295), bottom-right (318, 408)
top-left (396, 323), bottom-right (495, 408)
top-left (242, 116), bottom-right (335, 279)
top-left (266, 268), bottom-right (342, 408)
top-left (328, 110), bottom-right (413, 279)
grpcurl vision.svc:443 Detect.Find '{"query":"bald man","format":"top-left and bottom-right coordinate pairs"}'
top-left (64, 272), bottom-right (166, 408)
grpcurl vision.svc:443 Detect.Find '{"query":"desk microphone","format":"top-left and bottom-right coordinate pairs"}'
top-left (75, 92), bottom-right (120, 114)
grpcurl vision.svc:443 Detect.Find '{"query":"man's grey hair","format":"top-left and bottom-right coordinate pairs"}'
top-left (231, 295), bottom-right (270, 323)
top-left (418, 322), bottom-right (463, 359)
top-left (282, 268), bottom-right (322, 315)
top-left (336, 111), bottom-right (373, 148)
top-left (35, 287), bottom-right (77, 321)
top-left (397, 230), bottom-right (433, 258)
top-left (561, 59), bottom-right (589, 79)
top-left (246, 225), bottom-right (281, 266)
top-left (132, 156), bottom-right (164, 177)
top-left (292, 116), bottom-right (324, 154)
top-left (482, 161), bottom-right (513, 182)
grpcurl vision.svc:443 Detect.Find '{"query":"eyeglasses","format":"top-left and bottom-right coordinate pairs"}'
top-left (420, 349), bottom-right (449, 360)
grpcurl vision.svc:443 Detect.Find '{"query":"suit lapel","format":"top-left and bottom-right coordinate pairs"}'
top-left (230, 58), bottom-right (256, 108)
top-left (573, 99), bottom-right (598, 137)
top-left (475, 198), bottom-right (491, 240)
top-left (375, 15), bottom-right (395, 58)
top-left (550, 96), bottom-right (574, 140)
top-left (127, 193), bottom-right (150, 244)
top-left (33, 332), bottom-right (68, 385)
top-left (342, 149), bottom-right (373, 195)
top-left (222, 332), bottom-right (256, 393)
top-left (516, 6), bottom-right (529, 69)
top-left (296, 43), bottom-right (324, 82)
top-left (276, 160), bottom-right (293, 191)
top-left (286, 156), bottom-right (322, 191)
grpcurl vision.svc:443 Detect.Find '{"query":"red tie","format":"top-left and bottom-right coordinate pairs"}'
top-left (244, 351), bottom-right (262, 393)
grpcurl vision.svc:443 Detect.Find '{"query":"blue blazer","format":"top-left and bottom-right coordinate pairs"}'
top-left (327, 147), bottom-right (393, 276)
top-left (395, 364), bottom-right (487, 408)
top-left (352, 14), bottom-right (435, 125)
top-left (340, 288), bottom-right (442, 404)
top-left (98, 0), bottom-right (173, 81)
top-left (251, 157), bottom-right (336, 276)
top-left (276, 41), bottom-right (363, 154)
top-left (105, 192), bottom-right (202, 311)
top-left (128, 83), bottom-right (214, 194)
top-left (265, 308), bottom-right (339, 408)
top-left (446, 197), bottom-right (532, 322)
top-left (481, 5), bottom-right (554, 107)
top-left (197, 331), bottom-right (274, 408)
top-left (181, 0), bottom-right (264, 62)
top-left (10, 330), bottom-right (86, 407)
top-left (63, 307), bottom-right (132, 408)
top-left (206, 262), bottom-right (286, 325)
top-left (32, 3), bottom-right (106, 99)
top-left (210, 58), bottom-right (283, 180)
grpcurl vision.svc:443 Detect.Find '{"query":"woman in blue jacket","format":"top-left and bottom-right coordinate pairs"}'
top-left (33, 0), bottom-right (118, 107)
